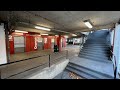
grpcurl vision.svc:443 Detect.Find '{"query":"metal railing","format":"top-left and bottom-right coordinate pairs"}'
top-left (110, 50), bottom-right (117, 79)
top-left (0, 50), bottom-right (68, 79)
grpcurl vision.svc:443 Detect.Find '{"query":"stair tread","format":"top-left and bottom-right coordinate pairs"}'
top-left (66, 67), bottom-right (96, 79)
top-left (79, 53), bottom-right (109, 59)
top-left (78, 55), bottom-right (111, 63)
top-left (68, 62), bottom-right (113, 79)
top-left (80, 51), bottom-right (109, 56)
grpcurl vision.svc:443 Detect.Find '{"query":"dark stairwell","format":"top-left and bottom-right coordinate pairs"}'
top-left (54, 30), bottom-right (114, 79)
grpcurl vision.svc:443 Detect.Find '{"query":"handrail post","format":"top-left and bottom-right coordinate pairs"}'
top-left (66, 50), bottom-right (68, 59)
top-left (49, 54), bottom-right (50, 67)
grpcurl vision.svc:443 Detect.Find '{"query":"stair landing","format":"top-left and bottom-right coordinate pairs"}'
top-left (69, 56), bottom-right (114, 77)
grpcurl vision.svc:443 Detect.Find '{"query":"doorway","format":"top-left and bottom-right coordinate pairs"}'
top-left (14, 36), bottom-right (25, 53)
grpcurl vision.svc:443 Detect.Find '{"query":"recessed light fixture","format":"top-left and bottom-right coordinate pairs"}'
top-left (15, 30), bottom-right (28, 33)
top-left (84, 20), bottom-right (93, 29)
top-left (35, 26), bottom-right (51, 31)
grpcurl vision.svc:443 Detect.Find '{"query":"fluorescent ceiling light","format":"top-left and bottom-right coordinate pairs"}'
top-left (72, 34), bottom-right (77, 36)
top-left (37, 33), bottom-right (41, 36)
top-left (41, 34), bottom-right (48, 35)
top-left (13, 32), bottom-right (23, 35)
top-left (84, 20), bottom-right (93, 28)
top-left (64, 35), bottom-right (69, 38)
top-left (55, 35), bottom-right (59, 36)
top-left (35, 26), bottom-right (51, 31)
top-left (15, 30), bottom-right (28, 33)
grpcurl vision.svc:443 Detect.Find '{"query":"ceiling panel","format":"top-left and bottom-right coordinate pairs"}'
top-left (0, 11), bottom-right (120, 33)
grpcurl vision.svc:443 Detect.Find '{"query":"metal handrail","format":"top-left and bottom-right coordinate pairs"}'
top-left (0, 50), bottom-right (68, 67)
top-left (110, 50), bottom-right (117, 79)
top-left (0, 50), bottom-right (68, 79)
top-left (0, 54), bottom-right (49, 67)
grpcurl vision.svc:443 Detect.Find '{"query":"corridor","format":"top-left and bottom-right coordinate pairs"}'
top-left (0, 11), bottom-right (120, 79)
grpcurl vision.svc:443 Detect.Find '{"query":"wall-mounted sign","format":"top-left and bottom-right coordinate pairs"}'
top-left (9, 35), bottom-right (13, 41)
top-left (34, 37), bottom-right (38, 49)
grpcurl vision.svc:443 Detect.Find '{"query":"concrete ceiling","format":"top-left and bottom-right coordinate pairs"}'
top-left (0, 11), bottom-right (120, 34)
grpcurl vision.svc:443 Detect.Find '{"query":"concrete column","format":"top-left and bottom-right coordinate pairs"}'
top-left (0, 23), bottom-right (7, 64)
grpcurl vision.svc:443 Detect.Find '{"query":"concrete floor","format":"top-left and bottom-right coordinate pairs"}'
top-left (0, 45), bottom-right (80, 79)
top-left (62, 45), bottom-right (80, 59)
top-left (9, 44), bottom-right (80, 62)
top-left (9, 49), bottom-right (52, 62)
top-left (1, 44), bottom-right (114, 79)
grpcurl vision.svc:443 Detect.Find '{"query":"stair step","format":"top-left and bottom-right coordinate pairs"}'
top-left (79, 51), bottom-right (109, 57)
top-left (66, 66), bottom-right (96, 79)
top-left (83, 47), bottom-right (109, 50)
top-left (84, 41), bottom-right (106, 43)
top-left (83, 44), bottom-right (109, 46)
top-left (81, 47), bottom-right (109, 50)
top-left (81, 49), bottom-right (109, 53)
top-left (83, 44), bottom-right (109, 48)
top-left (81, 50), bottom-right (109, 54)
top-left (81, 49), bottom-right (110, 54)
top-left (68, 62), bottom-right (113, 79)
top-left (79, 53), bottom-right (109, 59)
top-left (78, 54), bottom-right (111, 63)
top-left (84, 44), bottom-right (108, 46)
top-left (79, 53), bottom-right (109, 60)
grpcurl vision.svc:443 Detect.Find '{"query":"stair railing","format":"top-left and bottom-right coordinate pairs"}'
top-left (110, 50), bottom-right (117, 79)
top-left (0, 50), bottom-right (68, 79)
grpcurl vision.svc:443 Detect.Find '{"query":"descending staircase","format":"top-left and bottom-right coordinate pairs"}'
top-left (63, 30), bottom-right (114, 79)
top-left (65, 62), bottom-right (113, 79)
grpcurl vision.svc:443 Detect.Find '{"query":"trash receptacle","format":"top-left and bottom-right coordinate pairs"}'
top-left (54, 45), bottom-right (59, 52)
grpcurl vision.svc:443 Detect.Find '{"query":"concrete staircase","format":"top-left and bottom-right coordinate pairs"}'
top-left (65, 62), bottom-right (113, 79)
top-left (63, 30), bottom-right (114, 79)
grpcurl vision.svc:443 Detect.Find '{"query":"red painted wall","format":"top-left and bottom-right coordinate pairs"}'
top-left (25, 35), bottom-right (31, 52)
top-left (42, 36), bottom-right (52, 49)
top-left (43, 37), bottom-right (48, 49)
top-left (9, 32), bottom-right (67, 54)
top-left (9, 35), bottom-right (14, 54)
top-left (57, 35), bottom-right (62, 51)
top-left (30, 36), bottom-right (36, 51)
top-left (25, 35), bottom-right (37, 52)
top-left (47, 36), bottom-right (52, 49)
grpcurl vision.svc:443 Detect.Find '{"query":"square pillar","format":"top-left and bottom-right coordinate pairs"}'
top-left (0, 23), bottom-right (7, 64)
top-left (57, 35), bottom-right (62, 52)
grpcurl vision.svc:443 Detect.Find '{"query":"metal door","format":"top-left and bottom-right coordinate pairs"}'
top-left (14, 36), bottom-right (25, 53)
